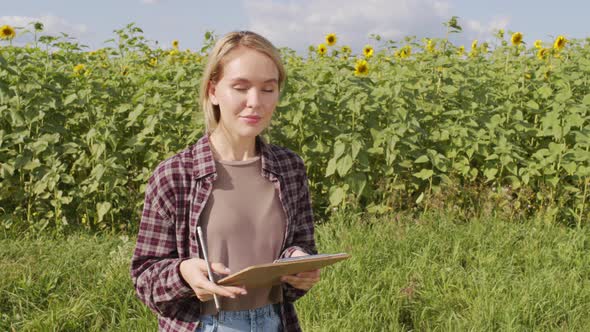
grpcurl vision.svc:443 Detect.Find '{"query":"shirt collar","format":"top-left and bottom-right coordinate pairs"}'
top-left (192, 134), bottom-right (281, 180)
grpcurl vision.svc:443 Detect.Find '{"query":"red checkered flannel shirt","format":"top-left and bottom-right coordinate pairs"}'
top-left (131, 134), bottom-right (317, 332)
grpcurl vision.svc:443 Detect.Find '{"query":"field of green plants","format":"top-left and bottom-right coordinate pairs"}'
top-left (1, 21), bottom-right (589, 233)
top-left (3, 212), bottom-right (590, 331)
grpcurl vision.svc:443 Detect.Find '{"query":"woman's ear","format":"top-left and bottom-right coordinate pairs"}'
top-left (208, 81), bottom-right (219, 106)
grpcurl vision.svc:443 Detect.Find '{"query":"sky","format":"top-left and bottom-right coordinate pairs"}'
top-left (2, 0), bottom-right (588, 54)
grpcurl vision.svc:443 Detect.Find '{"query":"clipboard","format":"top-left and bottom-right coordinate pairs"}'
top-left (217, 253), bottom-right (351, 289)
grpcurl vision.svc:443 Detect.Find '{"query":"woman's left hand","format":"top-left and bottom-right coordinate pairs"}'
top-left (280, 249), bottom-right (321, 290)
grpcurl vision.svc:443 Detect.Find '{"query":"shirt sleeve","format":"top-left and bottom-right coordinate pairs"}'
top-left (130, 173), bottom-right (196, 317)
top-left (281, 159), bottom-right (318, 303)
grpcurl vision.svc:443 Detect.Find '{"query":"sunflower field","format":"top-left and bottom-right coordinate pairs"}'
top-left (1, 22), bottom-right (589, 233)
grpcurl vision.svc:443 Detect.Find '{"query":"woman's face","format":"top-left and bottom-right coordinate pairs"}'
top-left (208, 46), bottom-right (280, 139)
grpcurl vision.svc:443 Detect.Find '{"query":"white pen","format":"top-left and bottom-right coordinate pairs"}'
top-left (196, 226), bottom-right (221, 311)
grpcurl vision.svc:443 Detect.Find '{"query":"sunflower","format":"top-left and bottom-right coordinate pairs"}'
top-left (511, 32), bottom-right (523, 46)
top-left (553, 35), bottom-right (567, 51)
top-left (354, 59), bottom-right (369, 76)
top-left (537, 48), bottom-right (549, 60)
top-left (341, 45), bottom-right (351, 54)
top-left (399, 45), bottom-right (411, 59)
top-left (0, 25), bottom-right (16, 40)
top-left (469, 40), bottom-right (478, 57)
top-left (534, 40), bottom-right (542, 49)
top-left (363, 45), bottom-right (374, 58)
top-left (33, 22), bottom-right (44, 32)
top-left (317, 43), bottom-right (327, 56)
top-left (325, 33), bottom-right (337, 46)
top-left (425, 39), bottom-right (435, 53)
top-left (481, 42), bottom-right (489, 53)
top-left (498, 29), bottom-right (504, 39)
top-left (149, 57), bottom-right (158, 67)
top-left (73, 64), bottom-right (85, 75)
top-left (457, 45), bottom-right (465, 56)
top-left (169, 49), bottom-right (179, 56)
top-left (121, 66), bottom-right (129, 76)
top-left (172, 39), bottom-right (179, 49)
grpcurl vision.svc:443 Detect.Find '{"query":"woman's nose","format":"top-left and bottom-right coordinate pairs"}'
top-left (246, 89), bottom-right (261, 108)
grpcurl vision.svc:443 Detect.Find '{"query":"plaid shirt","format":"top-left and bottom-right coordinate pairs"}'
top-left (131, 134), bottom-right (316, 332)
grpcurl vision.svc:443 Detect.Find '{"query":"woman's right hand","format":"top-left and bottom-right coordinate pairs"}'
top-left (179, 258), bottom-right (247, 302)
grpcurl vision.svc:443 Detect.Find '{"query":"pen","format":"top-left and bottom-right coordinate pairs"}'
top-left (196, 226), bottom-right (221, 311)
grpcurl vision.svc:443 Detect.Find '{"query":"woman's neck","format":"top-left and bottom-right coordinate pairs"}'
top-left (209, 127), bottom-right (258, 161)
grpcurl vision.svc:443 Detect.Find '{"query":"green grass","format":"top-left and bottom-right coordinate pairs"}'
top-left (2, 212), bottom-right (590, 331)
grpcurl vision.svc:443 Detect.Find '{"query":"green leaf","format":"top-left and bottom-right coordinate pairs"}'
top-left (336, 155), bottom-right (353, 177)
top-left (325, 157), bottom-right (337, 177)
top-left (441, 86), bottom-right (458, 94)
top-left (537, 85), bottom-right (553, 99)
top-left (329, 186), bottom-right (346, 206)
top-left (413, 169), bottom-right (434, 180)
top-left (561, 162), bottom-right (577, 175)
top-left (126, 104), bottom-right (145, 128)
top-left (416, 192), bottom-right (425, 204)
top-left (64, 93), bottom-right (77, 106)
top-left (96, 202), bottom-right (112, 223)
top-left (334, 141), bottom-right (346, 159)
top-left (484, 168), bottom-right (498, 181)
top-left (414, 155), bottom-right (429, 163)
top-left (526, 100), bottom-right (539, 110)
top-left (351, 140), bottom-right (362, 159)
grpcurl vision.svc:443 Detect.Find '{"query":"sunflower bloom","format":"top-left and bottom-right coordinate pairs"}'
top-left (73, 64), bottom-right (86, 75)
top-left (0, 25), bottom-right (16, 40)
top-left (169, 49), bottom-right (179, 56)
top-left (325, 33), bottom-right (337, 46)
top-left (481, 42), bottom-right (489, 53)
top-left (457, 45), bottom-right (465, 56)
top-left (553, 35), bottom-right (567, 51)
top-left (537, 48), bottom-right (549, 60)
top-left (354, 59), bottom-right (369, 76)
top-left (511, 32), bottom-right (523, 46)
top-left (534, 40), bottom-right (542, 49)
top-left (471, 39), bottom-right (478, 51)
top-left (363, 45), bottom-right (374, 58)
top-left (317, 43), bottom-right (327, 56)
top-left (149, 57), bottom-right (158, 67)
top-left (425, 39), bottom-right (435, 53)
top-left (172, 39), bottom-right (179, 49)
top-left (399, 45), bottom-right (411, 59)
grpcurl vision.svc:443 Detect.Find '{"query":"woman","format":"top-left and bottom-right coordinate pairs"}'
top-left (131, 31), bottom-right (319, 332)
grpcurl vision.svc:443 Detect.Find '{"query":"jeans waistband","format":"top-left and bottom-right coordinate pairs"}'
top-left (217, 303), bottom-right (281, 322)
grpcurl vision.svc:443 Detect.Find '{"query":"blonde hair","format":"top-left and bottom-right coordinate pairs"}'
top-left (199, 31), bottom-right (286, 133)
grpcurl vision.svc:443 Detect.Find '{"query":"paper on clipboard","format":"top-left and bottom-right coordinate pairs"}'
top-left (217, 253), bottom-right (351, 289)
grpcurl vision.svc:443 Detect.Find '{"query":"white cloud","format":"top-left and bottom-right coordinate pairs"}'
top-left (244, 0), bottom-right (510, 52)
top-left (464, 16), bottom-right (509, 41)
top-left (244, 0), bottom-right (453, 52)
top-left (0, 15), bottom-right (88, 44)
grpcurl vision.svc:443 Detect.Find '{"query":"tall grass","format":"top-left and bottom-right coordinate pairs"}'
top-left (2, 212), bottom-right (589, 331)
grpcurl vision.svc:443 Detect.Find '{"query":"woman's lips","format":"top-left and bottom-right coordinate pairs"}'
top-left (241, 115), bottom-right (261, 124)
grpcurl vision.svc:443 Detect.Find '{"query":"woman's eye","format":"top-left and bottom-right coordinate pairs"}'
top-left (233, 87), bottom-right (247, 91)
top-left (263, 89), bottom-right (274, 93)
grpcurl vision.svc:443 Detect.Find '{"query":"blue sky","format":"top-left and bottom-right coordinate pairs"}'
top-left (2, 0), bottom-right (588, 53)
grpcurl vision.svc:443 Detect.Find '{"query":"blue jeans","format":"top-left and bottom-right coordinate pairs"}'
top-left (195, 303), bottom-right (283, 332)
